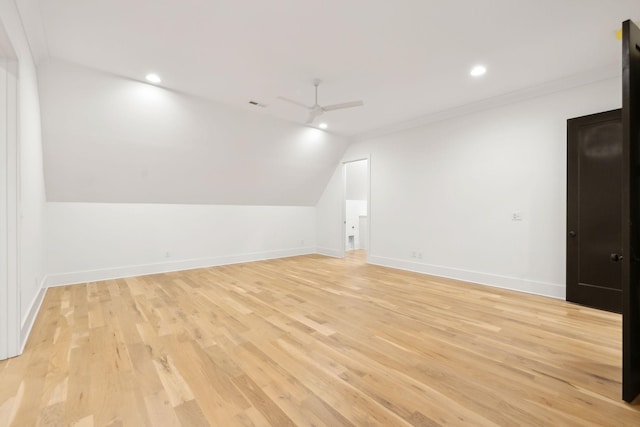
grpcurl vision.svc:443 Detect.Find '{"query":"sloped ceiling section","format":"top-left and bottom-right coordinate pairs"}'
top-left (21, 0), bottom-right (640, 136)
top-left (39, 60), bottom-right (350, 205)
top-left (19, 0), bottom-right (640, 205)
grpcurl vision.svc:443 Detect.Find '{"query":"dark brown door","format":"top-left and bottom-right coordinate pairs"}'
top-left (567, 110), bottom-right (623, 313)
top-left (622, 18), bottom-right (640, 404)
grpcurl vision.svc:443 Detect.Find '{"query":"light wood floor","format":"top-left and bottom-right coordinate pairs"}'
top-left (1, 251), bottom-right (639, 426)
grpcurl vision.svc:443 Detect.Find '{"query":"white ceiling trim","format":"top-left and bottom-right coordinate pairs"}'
top-left (353, 63), bottom-right (620, 142)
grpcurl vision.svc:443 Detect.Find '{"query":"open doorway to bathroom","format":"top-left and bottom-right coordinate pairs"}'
top-left (343, 159), bottom-right (369, 257)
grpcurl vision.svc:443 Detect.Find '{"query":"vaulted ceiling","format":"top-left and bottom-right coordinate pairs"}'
top-left (17, 0), bottom-right (639, 136)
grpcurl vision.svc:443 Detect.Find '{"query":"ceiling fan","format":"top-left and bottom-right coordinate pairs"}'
top-left (278, 79), bottom-right (363, 125)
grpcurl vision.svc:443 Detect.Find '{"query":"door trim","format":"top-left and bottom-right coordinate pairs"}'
top-left (621, 18), bottom-right (640, 403)
top-left (0, 19), bottom-right (20, 361)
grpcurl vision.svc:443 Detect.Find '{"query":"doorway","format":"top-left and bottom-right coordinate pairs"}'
top-left (566, 109), bottom-right (623, 313)
top-left (343, 159), bottom-right (369, 256)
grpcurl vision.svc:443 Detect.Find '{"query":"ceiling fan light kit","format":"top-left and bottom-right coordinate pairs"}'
top-left (278, 79), bottom-right (363, 125)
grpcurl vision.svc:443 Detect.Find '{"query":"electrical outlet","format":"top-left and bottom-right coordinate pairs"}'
top-left (411, 251), bottom-right (416, 258)
top-left (417, 252), bottom-right (423, 259)
top-left (300, 239), bottom-right (305, 245)
top-left (512, 211), bottom-right (523, 221)
top-left (165, 251), bottom-right (171, 258)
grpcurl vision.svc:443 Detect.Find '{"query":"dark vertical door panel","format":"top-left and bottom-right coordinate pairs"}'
top-left (622, 18), bottom-right (640, 403)
top-left (567, 110), bottom-right (622, 313)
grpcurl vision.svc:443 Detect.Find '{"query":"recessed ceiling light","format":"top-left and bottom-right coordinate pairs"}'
top-left (470, 65), bottom-right (487, 77)
top-left (145, 73), bottom-right (162, 84)
top-left (318, 123), bottom-right (328, 129)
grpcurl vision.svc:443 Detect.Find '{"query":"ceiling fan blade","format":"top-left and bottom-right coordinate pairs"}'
top-left (304, 108), bottom-right (324, 125)
top-left (305, 112), bottom-right (317, 124)
top-left (322, 100), bottom-right (363, 111)
top-left (277, 96), bottom-right (312, 109)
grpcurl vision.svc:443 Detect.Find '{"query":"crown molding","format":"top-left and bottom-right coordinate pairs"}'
top-left (353, 63), bottom-right (620, 142)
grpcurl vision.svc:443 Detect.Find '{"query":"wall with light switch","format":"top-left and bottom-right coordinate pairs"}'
top-left (317, 75), bottom-right (622, 298)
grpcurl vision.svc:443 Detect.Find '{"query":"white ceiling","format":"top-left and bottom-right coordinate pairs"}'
top-left (18, 0), bottom-right (639, 137)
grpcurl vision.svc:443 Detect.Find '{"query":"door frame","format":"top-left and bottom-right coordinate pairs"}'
top-left (342, 156), bottom-right (371, 260)
top-left (0, 20), bottom-right (21, 361)
top-left (621, 18), bottom-right (640, 403)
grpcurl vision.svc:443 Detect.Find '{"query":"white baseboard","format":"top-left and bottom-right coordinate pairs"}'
top-left (20, 281), bottom-right (47, 352)
top-left (315, 247), bottom-right (344, 258)
top-left (368, 255), bottom-right (565, 299)
top-left (45, 247), bottom-right (316, 288)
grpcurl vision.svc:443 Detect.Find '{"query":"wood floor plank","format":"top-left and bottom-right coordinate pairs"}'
top-left (1, 250), bottom-right (640, 426)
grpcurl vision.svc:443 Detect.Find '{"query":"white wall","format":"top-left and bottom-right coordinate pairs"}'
top-left (0, 0), bottom-right (47, 350)
top-left (318, 77), bottom-right (622, 298)
top-left (46, 203), bottom-right (316, 286)
top-left (345, 159), bottom-right (367, 200)
top-left (38, 59), bottom-right (350, 206)
top-left (315, 164), bottom-right (345, 257)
